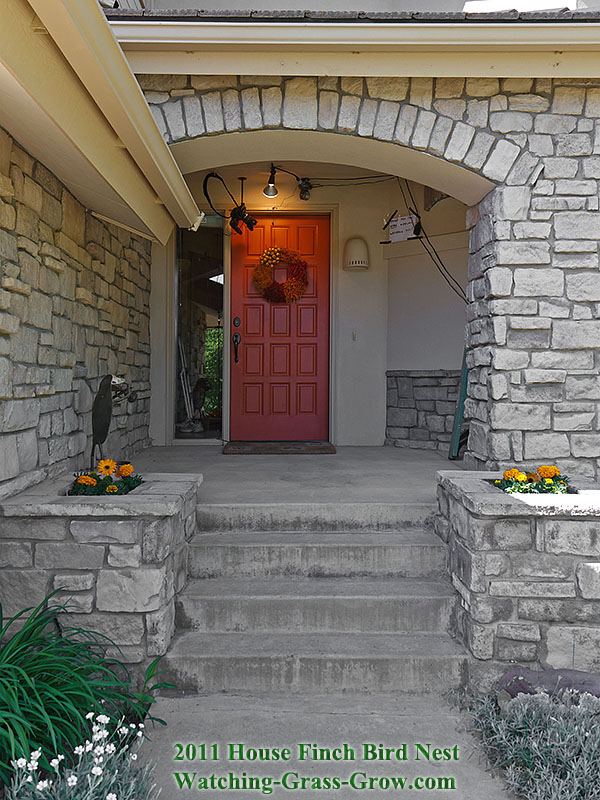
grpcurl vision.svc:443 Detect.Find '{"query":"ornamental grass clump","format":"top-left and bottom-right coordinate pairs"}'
top-left (0, 594), bottom-right (169, 787)
top-left (69, 459), bottom-right (143, 496)
top-left (494, 464), bottom-right (569, 495)
top-left (469, 690), bottom-right (600, 800)
top-left (7, 715), bottom-right (159, 800)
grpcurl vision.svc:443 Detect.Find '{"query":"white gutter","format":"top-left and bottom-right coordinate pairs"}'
top-left (111, 19), bottom-right (600, 51)
top-left (30, 0), bottom-right (201, 231)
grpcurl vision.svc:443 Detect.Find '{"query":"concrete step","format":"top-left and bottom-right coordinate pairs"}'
top-left (163, 631), bottom-right (467, 694)
top-left (188, 531), bottom-right (447, 578)
top-left (196, 502), bottom-right (436, 532)
top-left (176, 577), bottom-right (456, 633)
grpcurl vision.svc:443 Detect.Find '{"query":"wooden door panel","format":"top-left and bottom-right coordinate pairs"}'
top-left (230, 215), bottom-right (329, 441)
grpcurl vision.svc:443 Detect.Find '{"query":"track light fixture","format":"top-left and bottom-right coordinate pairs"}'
top-left (202, 172), bottom-right (257, 235)
top-left (263, 164), bottom-right (278, 198)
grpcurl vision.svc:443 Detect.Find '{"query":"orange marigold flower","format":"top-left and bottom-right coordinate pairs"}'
top-left (515, 472), bottom-right (527, 482)
top-left (116, 463), bottom-right (134, 477)
top-left (97, 459), bottom-right (117, 476)
top-left (538, 465), bottom-right (560, 479)
top-left (77, 475), bottom-right (97, 486)
top-left (503, 468), bottom-right (520, 481)
top-left (106, 484), bottom-right (118, 493)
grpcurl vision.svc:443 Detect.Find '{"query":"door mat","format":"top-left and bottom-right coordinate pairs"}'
top-left (223, 441), bottom-right (337, 455)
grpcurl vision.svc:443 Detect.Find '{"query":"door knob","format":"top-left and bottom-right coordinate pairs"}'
top-left (232, 332), bottom-right (241, 363)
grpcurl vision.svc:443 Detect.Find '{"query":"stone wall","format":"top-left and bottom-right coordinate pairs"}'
top-left (0, 127), bottom-right (152, 499)
top-left (0, 473), bottom-right (201, 670)
top-left (437, 470), bottom-right (600, 686)
top-left (142, 74), bottom-right (600, 477)
top-left (385, 370), bottom-right (460, 451)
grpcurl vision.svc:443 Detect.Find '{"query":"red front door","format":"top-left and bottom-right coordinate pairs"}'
top-left (230, 215), bottom-right (330, 441)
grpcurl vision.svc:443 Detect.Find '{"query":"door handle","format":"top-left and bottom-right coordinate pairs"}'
top-left (232, 332), bottom-right (241, 363)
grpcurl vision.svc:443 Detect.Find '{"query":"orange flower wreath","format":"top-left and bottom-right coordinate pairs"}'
top-left (253, 246), bottom-right (309, 304)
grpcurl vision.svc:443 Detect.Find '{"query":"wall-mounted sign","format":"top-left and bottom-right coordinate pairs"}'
top-left (388, 214), bottom-right (417, 243)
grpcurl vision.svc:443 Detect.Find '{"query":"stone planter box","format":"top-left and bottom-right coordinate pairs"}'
top-left (436, 470), bottom-right (600, 687)
top-left (0, 473), bottom-right (202, 676)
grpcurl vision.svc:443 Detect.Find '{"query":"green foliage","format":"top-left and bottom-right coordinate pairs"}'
top-left (468, 690), bottom-right (600, 800)
top-left (7, 715), bottom-right (159, 800)
top-left (68, 471), bottom-right (143, 496)
top-left (0, 595), bottom-right (170, 786)
top-left (203, 327), bottom-right (223, 417)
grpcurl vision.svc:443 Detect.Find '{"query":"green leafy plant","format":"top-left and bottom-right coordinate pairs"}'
top-left (203, 327), bottom-right (223, 417)
top-left (7, 714), bottom-right (160, 800)
top-left (468, 690), bottom-right (600, 800)
top-left (0, 594), bottom-right (170, 786)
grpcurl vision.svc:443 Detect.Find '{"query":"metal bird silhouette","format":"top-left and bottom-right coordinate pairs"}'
top-left (91, 375), bottom-right (113, 469)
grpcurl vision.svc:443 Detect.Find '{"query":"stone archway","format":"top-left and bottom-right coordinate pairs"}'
top-left (143, 74), bottom-right (600, 478)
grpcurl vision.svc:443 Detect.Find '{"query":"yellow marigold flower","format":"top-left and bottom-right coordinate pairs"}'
top-left (97, 459), bottom-right (117, 476)
top-left (106, 485), bottom-right (118, 493)
top-left (116, 463), bottom-right (134, 478)
top-left (515, 472), bottom-right (527, 482)
top-left (503, 468), bottom-right (520, 481)
top-left (538, 465), bottom-right (560, 479)
top-left (77, 475), bottom-right (97, 486)
top-left (544, 478), bottom-right (553, 484)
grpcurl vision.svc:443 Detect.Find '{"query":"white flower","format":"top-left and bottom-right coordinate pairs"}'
top-left (129, 723), bottom-right (136, 729)
top-left (36, 780), bottom-right (49, 791)
top-left (67, 775), bottom-right (78, 787)
top-left (130, 753), bottom-right (138, 761)
top-left (14, 758), bottom-right (27, 769)
top-left (30, 750), bottom-right (42, 760)
top-left (96, 714), bottom-right (110, 725)
top-left (74, 746), bottom-right (84, 756)
top-left (138, 723), bottom-right (144, 729)
top-left (27, 761), bottom-right (38, 772)
top-left (85, 742), bottom-right (94, 752)
top-left (107, 794), bottom-right (117, 800)
top-left (137, 731), bottom-right (143, 738)
top-left (118, 727), bottom-right (129, 737)
top-left (25, 776), bottom-right (33, 783)
top-left (106, 744), bottom-right (116, 754)
top-left (50, 758), bottom-right (60, 770)
top-left (91, 765), bottom-right (103, 776)
top-left (85, 712), bottom-right (95, 720)
top-left (94, 745), bottom-right (105, 756)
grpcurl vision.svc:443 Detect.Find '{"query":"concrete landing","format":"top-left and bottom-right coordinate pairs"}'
top-left (135, 446), bottom-right (461, 505)
top-left (143, 693), bottom-right (509, 800)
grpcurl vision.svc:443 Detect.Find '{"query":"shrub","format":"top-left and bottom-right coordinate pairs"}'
top-left (0, 595), bottom-right (168, 786)
top-left (469, 690), bottom-right (600, 800)
top-left (7, 714), bottom-right (159, 800)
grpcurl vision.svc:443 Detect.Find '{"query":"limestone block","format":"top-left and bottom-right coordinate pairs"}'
top-left (428, 117), bottom-right (453, 156)
top-left (507, 152), bottom-right (541, 186)
top-left (497, 241), bottom-right (550, 265)
top-left (494, 186), bottom-right (531, 220)
top-left (282, 78), bottom-right (317, 130)
top-left (1, 398), bottom-right (41, 431)
top-left (409, 78), bottom-right (432, 109)
top-left (466, 99), bottom-right (489, 128)
top-left (444, 122), bottom-right (475, 162)
top-left (318, 77), bottom-right (338, 90)
top-left (162, 101), bottom-right (186, 141)
top-left (546, 626), bottom-right (600, 672)
top-left (433, 99), bottom-right (465, 120)
top-left (241, 88), bottom-right (262, 130)
top-left (70, 520), bottom-right (140, 544)
top-left (513, 222), bottom-right (551, 239)
top-left (570, 434), bottom-right (600, 457)
top-left (35, 542), bottom-right (105, 570)
top-left (0, 541), bottom-right (32, 568)
top-left (482, 140), bottom-right (520, 181)
top-left (337, 95), bottom-right (360, 133)
top-left (552, 86), bottom-right (585, 115)
top-left (528, 134), bottom-right (554, 155)
top-left (54, 592), bottom-right (94, 614)
top-left (0, 312), bottom-right (19, 335)
top-left (191, 76), bottom-right (237, 91)
top-left (366, 77), bottom-right (408, 101)
top-left (108, 544), bottom-right (142, 568)
top-left (182, 96), bottom-right (204, 137)
top-left (490, 403), bottom-right (550, 431)
top-left (17, 429), bottom-right (38, 471)
top-left (0, 569), bottom-right (49, 617)
top-left (554, 413), bottom-right (595, 431)
top-left (393, 105), bottom-right (418, 145)
top-left (373, 101), bottom-right (399, 141)
top-left (145, 91), bottom-right (169, 103)
top-left (411, 109), bottom-right (436, 149)
top-left (524, 369), bottom-right (566, 384)
top-left (149, 106), bottom-right (167, 141)
top-left (513, 268), bottom-right (563, 297)
top-left (0, 200), bottom-right (15, 229)
top-left (489, 580), bottom-right (575, 598)
top-left (565, 272), bottom-right (600, 301)
top-left (497, 622), bottom-right (541, 642)
top-left (146, 600), bottom-right (176, 656)
top-left (497, 640), bottom-right (538, 661)
top-left (489, 112), bottom-right (533, 133)
top-left (340, 77), bottom-right (363, 96)
top-left (467, 620), bottom-right (495, 660)
top-left (357, 99), bottom-right (377, 137)
top-left (465, 77), bottom-right (499, 97)
top-left (222, 90), bottom-right (242, 132)
top-left (556, 134), bottom-right (592, 157)
top-left (318, 91), bottom-right (339, 130)
top-left (435, 77), bottom-right (465, 98)
top-left (464, 131), bottom-right (495, 169)
top-left (470, 595), bottom-right (515, 624)
top-left (201, 92), bottom-right (224, 133)
top-left (566, 376), bottom-right (600, 400)
top-left (576, 563), bottom-right (600, 598)
top-left (523, 432), bottom-right (571, 459)
top-left (508, 94), bottom-right (549, 112)
top-left (27, 291), bottom-right (53, 329)
top-left (52, 572), bottom-right (95, 592)
top-left (261, 87), bottom-right (282, 128)
top-left (142, 518), bottom-right (176, 563)
top-left (138, 74), bottom-right (188, 92)
top-left (61, 611), bottom-right (144, 645)
top-left (552, 320), bottom-right (600, 349)
top-left (469, 516), bottom-right (533, 552)
top-left (96, 567), bottom-right (166, 613)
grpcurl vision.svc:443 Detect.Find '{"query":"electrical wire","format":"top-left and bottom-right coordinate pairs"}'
top-left (395, 177), bottom-right (467, 304)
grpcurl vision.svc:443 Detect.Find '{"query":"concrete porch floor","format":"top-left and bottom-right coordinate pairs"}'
top-left (134, 446), bottom-right (463, 505)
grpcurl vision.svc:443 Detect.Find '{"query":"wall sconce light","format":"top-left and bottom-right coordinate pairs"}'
top-left (343, 237), bottom-right (370, 271)
top-left (263, 164), bottom-right (278, 198)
